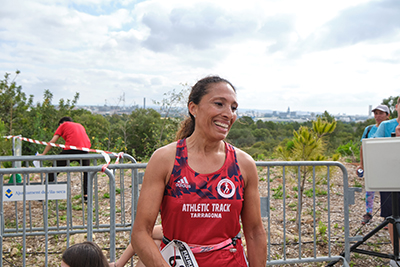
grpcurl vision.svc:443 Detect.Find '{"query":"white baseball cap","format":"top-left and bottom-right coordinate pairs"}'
top-left (372, 104), bottom-right (390, 114)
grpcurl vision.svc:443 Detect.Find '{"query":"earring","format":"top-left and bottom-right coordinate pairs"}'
top-left (193, 114), bottom-right (196, 118)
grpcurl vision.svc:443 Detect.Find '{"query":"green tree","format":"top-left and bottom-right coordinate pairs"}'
top-left (23, 90), bottom-right (59, 155)
top-left (275, 118), bottom-right (336, 229)
top-left (113, 114), bottom-right (130, 153)
top-left (0, 71), bottom-right (33, 135)
top-left (382, 96), bottom-right (399, 119)
top-left (76, 113), bottom-right (110, 152)
top-left (227, 128), bottom-right (256, 147)
top-left (317, 110), bottom-right (335, 123)
top-left (227, 116), bottom-right (256, 146)
top-left (23, 90), bottom-right (82, 156)
top-left (236, 116), bottom-right (255, 129)
top-left (251, 128), bottom-right (271, 142)
top-left (256, 120), bottom-right (267, 129)
top-left (127, 108), bottom-right (163, 161)
top-left (0, 120), bottom-right (11, 157)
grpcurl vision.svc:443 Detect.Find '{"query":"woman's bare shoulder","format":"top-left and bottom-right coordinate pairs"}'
top-left (143, 142), bottom-right (178, 185)
top-left (153, 141), bottom-right (177, 157)
top-left (233, 146), bottom-right (257, 186)
top-left (234, 147), bottom-right (255, 165)
top-left (147, 142), bottom-right (177, 168)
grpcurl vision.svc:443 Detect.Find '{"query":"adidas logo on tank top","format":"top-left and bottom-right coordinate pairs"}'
top-left (176, 176), bottom-right (191, 189)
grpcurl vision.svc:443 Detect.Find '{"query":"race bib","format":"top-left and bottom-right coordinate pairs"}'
top-left (160, 240), bottom-right (199, 267)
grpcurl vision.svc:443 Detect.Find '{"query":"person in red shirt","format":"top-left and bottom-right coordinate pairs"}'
top-left (39, 116), bottom-right (91, 200)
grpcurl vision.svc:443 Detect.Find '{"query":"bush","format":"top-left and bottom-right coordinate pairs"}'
top-left (336, 141), bottom-right (360, 162)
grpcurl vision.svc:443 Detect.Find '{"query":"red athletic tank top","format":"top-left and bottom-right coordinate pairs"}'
top-left (160, 139), bottom-right (248, 266)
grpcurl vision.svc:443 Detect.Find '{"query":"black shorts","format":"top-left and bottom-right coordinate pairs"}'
top-left (380, 192), bottom-right (400, 218)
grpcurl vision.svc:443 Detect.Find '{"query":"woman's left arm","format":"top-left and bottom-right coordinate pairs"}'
top-left (237, 149), bottom-right (267, 267)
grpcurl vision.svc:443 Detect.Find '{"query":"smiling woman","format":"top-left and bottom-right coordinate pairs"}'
top-left (130, 76), bottom-right (267, 267)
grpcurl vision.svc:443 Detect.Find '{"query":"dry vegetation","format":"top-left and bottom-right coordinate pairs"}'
top-left (1, 162), bottom-right (396, 267)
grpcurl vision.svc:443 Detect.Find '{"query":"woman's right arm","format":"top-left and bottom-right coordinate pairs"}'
top-left (131, 144), bottom-right (176, 267)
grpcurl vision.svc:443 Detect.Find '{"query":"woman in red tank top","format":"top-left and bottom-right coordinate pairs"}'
top-left (131, 76), bottom-right (267, 267)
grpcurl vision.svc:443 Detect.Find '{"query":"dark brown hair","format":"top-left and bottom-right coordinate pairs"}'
top-left (58, 116), bottom-right (73, 125)
top-left (62, 241), bottom-right (108, 267)
top-left (175, 76), bottom-right (236, 140)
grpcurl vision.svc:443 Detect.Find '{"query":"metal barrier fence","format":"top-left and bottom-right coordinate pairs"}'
top-left (257, 161), bottom-right (352, 266)
top-left (0, 157), bottom-right (354, 266)
top-left (0, 154), bottom-right (141, 267)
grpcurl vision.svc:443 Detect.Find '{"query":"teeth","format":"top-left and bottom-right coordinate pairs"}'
top-left (215, 121), bottom-right (228, 128)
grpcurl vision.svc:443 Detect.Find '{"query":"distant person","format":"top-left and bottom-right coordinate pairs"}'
top-left (61, 241), bottom-right (108, 267)
top-left (356, 104), bottom-right (390, 225)
top-left (39, 116), bottom-right (91, 200)
top-left (373, 97), bottom-right (400, 267)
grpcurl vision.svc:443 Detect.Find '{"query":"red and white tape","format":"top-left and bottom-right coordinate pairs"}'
top-left (4, 135), bottom-right (124, 172)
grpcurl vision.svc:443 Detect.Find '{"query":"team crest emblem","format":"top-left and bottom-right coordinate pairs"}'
top-left (217, 179), bottom-right (235, 198)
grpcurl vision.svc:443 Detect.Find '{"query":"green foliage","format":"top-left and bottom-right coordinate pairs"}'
top-left (2, 71), bottom-right (399, 173)
top-left (331, 153), bottom-right (341, 161)
top-left (128, 108), bottom-right (165, 160)
top-left (274, 117), bottom-right (336, 229)
top-left (304, 188), bottom-right (313, 198)
top-left (22, 90), bottom-right (59, 155)
top-left (271, 185), bottom-right (283, 199)
top-left (304, 187), bottom-right (328, 198)
top-left (354, 180), bottom-right (362, 188)
top-left (317, 111), bottom-right (335, 122)
top-left (227, 128), bottom-right (256, 147)
top-left (0, 120), bottom-right (11, 157)
top-left (317, 220), bottom-right (328, 239)
top-left (313, 117), bottom-right (336, 138)
top-left (275, 117), bottom-right (337, 161)
top-left (0, 71), bottom-right (182, 160)
top-left (0, 71), bottom-right (33, 135)
top-left (336, 140), bottom-right (360, 162)
top-left (382, 96), bottom-right (399, 119)
top-left (72, 204), bottom-right (82, 211)
top-left (78, 113), bottom-right (110, 151)
top-left (276, 126), bottom-right (320, 161)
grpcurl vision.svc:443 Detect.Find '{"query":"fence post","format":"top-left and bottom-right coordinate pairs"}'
top-left (12, 136), bottom-right (22, 166)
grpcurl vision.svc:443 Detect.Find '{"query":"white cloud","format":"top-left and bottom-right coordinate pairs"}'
top-left (0, 0), bottom-right (399, 116)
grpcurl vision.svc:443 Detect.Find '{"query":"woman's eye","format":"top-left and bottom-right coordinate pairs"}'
top-left (214, 102), bottom-right (223, 106)
top-left (232, 106), bottom-right (238, 112)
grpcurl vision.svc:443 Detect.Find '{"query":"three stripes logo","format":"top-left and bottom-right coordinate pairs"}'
top-left (176, 177), bottom-right (191, 189)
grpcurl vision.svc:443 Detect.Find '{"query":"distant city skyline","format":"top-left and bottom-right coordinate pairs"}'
top-left (78, 95), bottom-right (375, 117)
top-left (79, 103), bottom-right (371, 123)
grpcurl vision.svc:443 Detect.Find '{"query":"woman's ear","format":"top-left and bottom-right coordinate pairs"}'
top-left (188, 101), bottom-right (197, 118)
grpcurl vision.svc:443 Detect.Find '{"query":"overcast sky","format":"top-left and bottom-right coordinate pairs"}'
top-left (1, 0), bottom-right (399, 116)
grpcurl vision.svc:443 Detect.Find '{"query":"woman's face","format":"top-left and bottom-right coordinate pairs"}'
top-left (189, 82), bottom-right (238, 141)
top-left (373, 109), bottom-right (389, 126)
